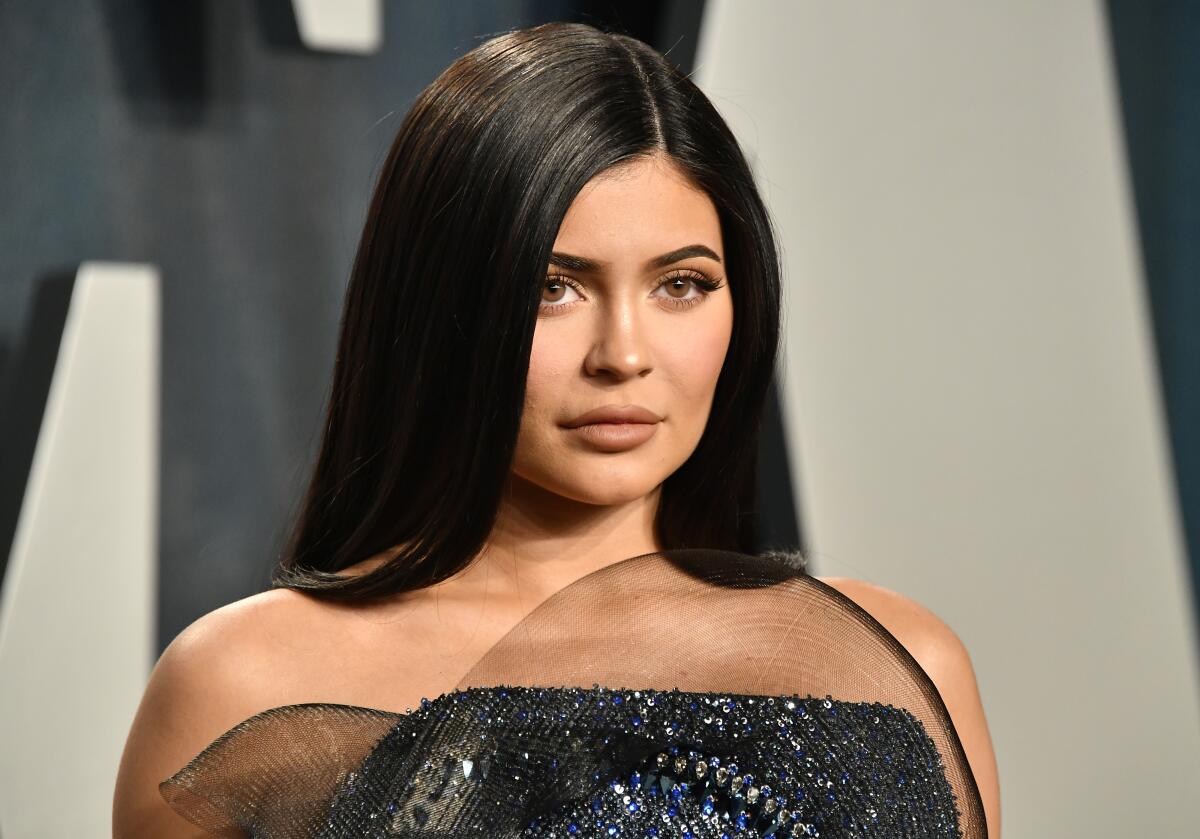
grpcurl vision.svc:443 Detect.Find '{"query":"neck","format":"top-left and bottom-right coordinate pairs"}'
top-left (450, 473), bottom-right (663, 606)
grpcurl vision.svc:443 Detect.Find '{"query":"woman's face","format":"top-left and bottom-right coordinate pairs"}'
top-left (510, 154), bottom-right (733, 507)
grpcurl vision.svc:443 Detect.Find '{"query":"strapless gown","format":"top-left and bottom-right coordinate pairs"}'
top-left (160, 549), bottom-right (987, 838)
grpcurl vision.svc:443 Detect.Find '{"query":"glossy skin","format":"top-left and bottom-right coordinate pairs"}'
top-left (112, 152), bottom-right (1000, 837)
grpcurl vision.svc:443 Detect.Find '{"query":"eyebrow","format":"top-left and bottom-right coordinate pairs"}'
top-left (548, 244), bottom-right (722, 272)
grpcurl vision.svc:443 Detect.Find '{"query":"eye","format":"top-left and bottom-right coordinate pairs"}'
top-left (653, 271), bottom-right (725, 309)
top-left (538, 270), bottom-right (726, 315)
top-left (541, 274), bottom-right (584, 309)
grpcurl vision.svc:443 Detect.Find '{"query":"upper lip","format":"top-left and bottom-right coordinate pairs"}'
top-left (563, 404), bottom-right (663, 428)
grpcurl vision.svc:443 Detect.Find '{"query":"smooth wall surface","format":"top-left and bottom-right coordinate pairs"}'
top-left (0, 265), bottom-right (158, 836)
top-left (694, 0), bottom-right (1200, 834)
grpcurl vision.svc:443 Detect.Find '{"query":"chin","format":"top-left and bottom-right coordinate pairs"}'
top-left (533, 467), bottom-right (665, 507)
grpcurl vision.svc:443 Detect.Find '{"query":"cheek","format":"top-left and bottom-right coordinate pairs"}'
top-left (523, 330), bottom-right (569, 419)
top-left (666, 308), bottom-right (733, 400)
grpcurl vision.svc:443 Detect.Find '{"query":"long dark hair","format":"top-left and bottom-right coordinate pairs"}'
top-left (271, 21), bottom-right (783, 602)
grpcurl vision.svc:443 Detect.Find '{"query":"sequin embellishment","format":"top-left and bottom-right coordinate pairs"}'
top-left (320, 685), bottom-right (964, 839)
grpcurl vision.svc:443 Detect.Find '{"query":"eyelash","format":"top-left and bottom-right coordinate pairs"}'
top-left (539, 270), bottom-right (726, 314)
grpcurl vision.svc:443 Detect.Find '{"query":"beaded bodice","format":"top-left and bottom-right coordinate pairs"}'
top-left (321, 684), bottom-right (964, 838)
top-left (160, 549), bottom-right (986, 838)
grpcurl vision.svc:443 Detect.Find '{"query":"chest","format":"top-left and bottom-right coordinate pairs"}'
top-left (270, 593), bottom-right (528, 713)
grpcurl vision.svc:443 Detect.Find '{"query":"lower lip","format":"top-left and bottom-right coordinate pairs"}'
top-left (565, 422), bottom-right (659, 451)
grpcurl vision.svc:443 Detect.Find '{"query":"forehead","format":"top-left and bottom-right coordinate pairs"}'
top-left (552, 157), bottom-right (723, 260)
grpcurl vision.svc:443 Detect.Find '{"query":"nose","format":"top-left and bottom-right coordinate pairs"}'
top-left (583, 298), bottom-right (654, 380)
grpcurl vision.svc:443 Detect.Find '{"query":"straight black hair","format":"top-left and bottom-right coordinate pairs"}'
top-left (271, 21), bottom-right (783, 601)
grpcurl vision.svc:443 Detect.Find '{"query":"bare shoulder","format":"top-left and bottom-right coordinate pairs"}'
top-left (112, 587), bottom-right (324, 838)
top-left (814, 575), bottom-right (1002, 838)
top-left (813, 575), bottom-right (966, 663)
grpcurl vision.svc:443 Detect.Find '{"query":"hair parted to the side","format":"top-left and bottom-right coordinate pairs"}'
top-left (271, 21), bottom-right (785, 602)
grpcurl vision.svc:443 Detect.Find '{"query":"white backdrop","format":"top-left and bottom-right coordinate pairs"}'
top-left (0, 264), bottom-right (159, 836)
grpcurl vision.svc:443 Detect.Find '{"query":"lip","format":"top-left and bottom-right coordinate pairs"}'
top-left (564, 421), bottom-right (659, 452)
top-left (561, 404), bottom-right (662, 453)
top-left (562, 404), bottom-right (663, 428)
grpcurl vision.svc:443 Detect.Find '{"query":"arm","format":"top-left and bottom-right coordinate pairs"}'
top-left (817, 576), bottom-right (1002, 839)
top-left (112, 592), bottom-right (292, 838)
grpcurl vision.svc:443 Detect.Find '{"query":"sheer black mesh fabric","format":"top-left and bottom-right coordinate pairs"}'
top-left (160, 549), bottom-right (987, 838)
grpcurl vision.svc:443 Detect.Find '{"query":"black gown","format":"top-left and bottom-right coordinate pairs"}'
top-left (160, 549), bottom-right (987, 838)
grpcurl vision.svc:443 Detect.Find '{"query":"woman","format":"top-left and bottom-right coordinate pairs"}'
top-left (114, 21), bottom-right (999, 838)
